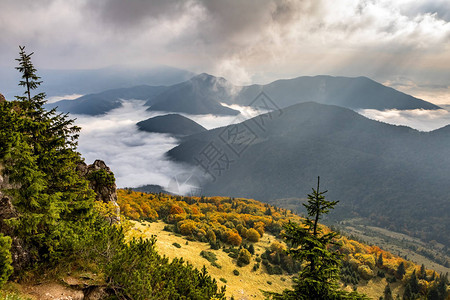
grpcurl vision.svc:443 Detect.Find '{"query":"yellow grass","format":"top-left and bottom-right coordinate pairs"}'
top-left (129, 220), bottom-right (397, 300)
top-left (129, 220), bottom-right (294, 300)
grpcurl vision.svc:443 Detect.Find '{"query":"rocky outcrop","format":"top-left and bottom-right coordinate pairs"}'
top-left (0, 164), bottom-right (12, 190)
top-left (77, 160), bottom-right (120, 223)
top-left (0, 93), bottom-right (5, 103)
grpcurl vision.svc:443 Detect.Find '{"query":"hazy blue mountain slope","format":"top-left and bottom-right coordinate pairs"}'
top-left (0, 65), bottom-right (194, 99)
top-left (47, 85), bottom-right (167, 115)
top-left (231, 75), bottom-right (440, 110)
top-left (167, 102), bottom-right (449, 246)
top-left (46, 73), bottom-right (440, 116)
top-left (146, 73), bottom-right (239, 115)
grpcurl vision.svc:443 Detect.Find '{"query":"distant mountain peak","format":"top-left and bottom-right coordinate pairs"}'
top-left (137, 114), bottom-right (206, 136)
top-left (188, 73), bottom-right (231, 90)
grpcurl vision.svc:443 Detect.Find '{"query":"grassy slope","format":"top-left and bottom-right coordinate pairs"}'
top-left (129, 220), bottom-right (403, 300)
top-left (130, 220), bottom-right (290, 299)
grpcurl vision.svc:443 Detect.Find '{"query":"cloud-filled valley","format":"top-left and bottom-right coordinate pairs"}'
top-left (73, 98), bottom-right (450, 195)
top-left (73, 100), bottom-right (264, 191)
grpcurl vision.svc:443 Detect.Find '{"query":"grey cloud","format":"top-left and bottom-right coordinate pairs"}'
top-left (399, 0), bottom-right (450, 22)
top-left (359, 108), bottom-right (450, 132)
top-left (1, 0), bottom-right (449, 105)
top-left (84, 0), bottom-right (186, 30)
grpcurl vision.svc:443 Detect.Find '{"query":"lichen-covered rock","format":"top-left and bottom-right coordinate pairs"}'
top-left (78, 160), bottom-right (120, 223)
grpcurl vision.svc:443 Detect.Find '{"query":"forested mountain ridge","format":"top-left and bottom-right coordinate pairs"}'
top-left (167, 102), bottom-right (450, 247)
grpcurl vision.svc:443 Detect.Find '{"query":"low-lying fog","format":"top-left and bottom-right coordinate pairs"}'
top-left (73, 100), bottom-right (450, 193)
top-left (73, 101), bottom-right (263, 192)
top-left (358, 106), bottom-right (450, 132)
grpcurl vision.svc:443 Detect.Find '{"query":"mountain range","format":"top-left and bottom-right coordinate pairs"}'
top-left (167, 102), bottom-right (450, 247)
top-left (46, 85), bottom-right (167, 115)
top-left (48, 73), bottom-right (440, 116)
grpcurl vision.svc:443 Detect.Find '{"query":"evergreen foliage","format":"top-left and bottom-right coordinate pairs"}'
top-left (0, 234), bottom-right (13, 288)
top-left (377, 253), bottom-right (384, 267)
top-left (1, 46), bottom-right (94, 266)
top-left (106, 236), bottom-right (225, 299)
top-left (396, 262), bottom-right (406, 279)
top-left (384, 284), bottom-right (393, 300)
top-left (237, 248), bottom-right (251, 267)
top-left (265, 177), bottom-right (368, 299)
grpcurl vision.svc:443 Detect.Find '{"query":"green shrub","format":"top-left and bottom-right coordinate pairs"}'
top-left (0, 290), bottom-right (31, 300)
top-left (106, 237), bottom-right (225, 299)
top-left (172, 242), bottom-right (181, 248)
top-left (0, 234), bottom-right (13, 288)
top-left (237, 249), bottom-right (251, 267)
top-left (252, 263), bottom-right (260, 271)
top-left (248, 243), bottom-right (255, 255)
top-left (163, 224), bottom-right (175, 232)
top-left (220, 278), bottom-right (227, 283)
top-left (233, 269), bottom-right (240, 276)
top-left (200, 250), bottom-right (218, 264)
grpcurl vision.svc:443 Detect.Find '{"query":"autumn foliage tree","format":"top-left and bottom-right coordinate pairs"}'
top-left (246, 228), bottom-right (261, 242)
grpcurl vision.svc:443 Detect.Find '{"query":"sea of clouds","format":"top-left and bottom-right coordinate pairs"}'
top-left (73, 100), bottom-right (450, 193)
top-left (73, 100), bottom-right (264, 192)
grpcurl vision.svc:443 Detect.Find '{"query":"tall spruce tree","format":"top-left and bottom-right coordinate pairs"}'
top-left (1, 46), bottom-right (94, 265)
top-left (384, 283), bottom-right (393, 300)
top-left (265, 177), bottom-right (368, 300)
top-left (377, 253), bottom-right (384, 268)
top-left (396, 262), bottom-right (406, 280)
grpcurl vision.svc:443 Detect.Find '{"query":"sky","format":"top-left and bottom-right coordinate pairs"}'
top-left (1, 0), bottom-right (449, 104)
